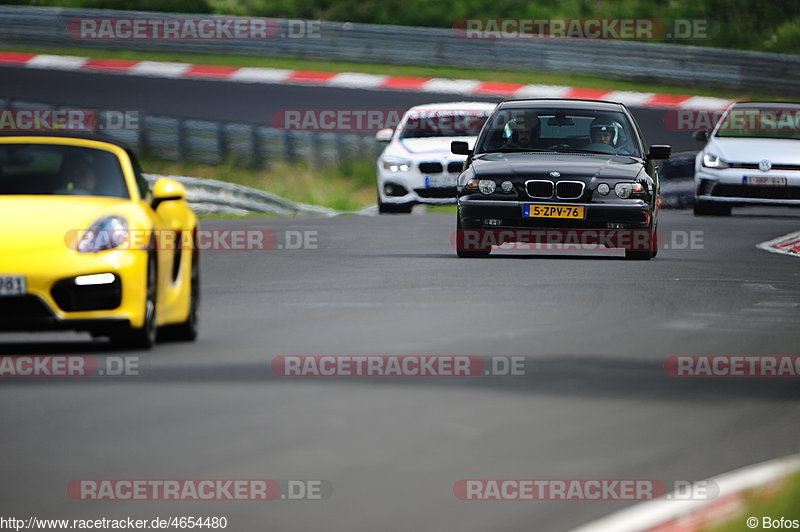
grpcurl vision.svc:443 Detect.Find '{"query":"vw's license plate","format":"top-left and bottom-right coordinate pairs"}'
top-left (426, 175), bottom-right (456, 188)
top-left (744, 176), bottom-right (786, 186)
top-left (0, 275), bottom-right (26, 296)
top-left (524, 204), bottom-right (585, 219)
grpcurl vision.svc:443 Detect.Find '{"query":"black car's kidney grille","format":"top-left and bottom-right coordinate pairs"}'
top-left (447, 161), bottom-right (463, 174)
top-left (419, 162), bottom-right (443, 174)
top-left (526, 180), bottom-right (554, 199)
top-left (556, 181), bottom-right (585, 199)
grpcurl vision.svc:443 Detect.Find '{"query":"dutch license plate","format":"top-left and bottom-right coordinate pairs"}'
top-left (744, 176), bottom-right (787, 186)
top-left (524, 204), bottom-right (585, 219)
top-left (0, 275), bottom-right (26, 296)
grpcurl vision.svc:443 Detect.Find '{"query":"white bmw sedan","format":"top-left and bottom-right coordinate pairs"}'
top-left (694, 101), bottom-right (800, 216)
top-left (375, 102), bottom-right (495, 214)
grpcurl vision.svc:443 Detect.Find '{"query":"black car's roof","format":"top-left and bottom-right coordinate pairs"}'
top-left (495, 99), bottom-right (626, 111)
top-left (0, 131), bottom-right (135, 153)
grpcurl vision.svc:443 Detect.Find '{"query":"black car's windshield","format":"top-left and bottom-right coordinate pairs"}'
top-left (0, 144), bottom-right (129, 198)
top-left (400, 110), bottom-right (489, 139)
top-left (476, 107), bottom-right (642, 157)
top-left (715, 107), bottom-right (800, 140)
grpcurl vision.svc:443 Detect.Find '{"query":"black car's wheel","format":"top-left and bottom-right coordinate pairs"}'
top-left (378, 195), bottom-right (413, 214)
top-left (110, 252), bottom-right (157, 349)
top-left (650, 223), bottom-right (659, 258)
top-left (456, 216), bottom-right (491, 258)
top-left (158, 246), bottom-right (199, 342)
top-left (625, 223), bottom-right (655, 261)
top-left (694, 201), bottom-right (731, 216)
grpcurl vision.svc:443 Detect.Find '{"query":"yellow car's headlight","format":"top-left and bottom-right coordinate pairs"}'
top-left (77, 215), bottom-right (128, 253)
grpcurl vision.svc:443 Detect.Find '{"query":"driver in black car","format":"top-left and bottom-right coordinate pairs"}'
top-left (589, 119), bottom-right (616, 146)
top-left (588, 118), bottom-right (631, 154)
top-left (501, 112), bottom-right (543, 150)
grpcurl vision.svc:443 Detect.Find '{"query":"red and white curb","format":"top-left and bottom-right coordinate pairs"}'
top-left (570, 454), bottom-right (800, 532)
top-left (757, 231), bottom-right (800, 257)
top-left (0, 51), bottom-right (733, 110)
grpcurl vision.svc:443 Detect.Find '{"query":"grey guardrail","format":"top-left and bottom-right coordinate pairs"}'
top-left (1, 6), bottom-right (799, 94)
top-left (143, 174), bottom-right (345, 216)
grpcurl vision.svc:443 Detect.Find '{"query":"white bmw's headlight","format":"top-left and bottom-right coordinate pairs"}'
top-left (702, 153), bottom-right (729, 169)
top-left (381, 157), bottom-right (411, 172)
top-left (77, 215), bottom-right (128, 253)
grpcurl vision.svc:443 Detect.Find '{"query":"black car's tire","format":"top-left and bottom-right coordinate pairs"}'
top-left (158, 247), bottom-right (199, 343)
top-left (455, 216), bottom-right (491, 258)
top-left (625, 223), bottom-right (655, 261)
top-left (625, 249), bottom-right (653, 260)
top-left (378, 196), bottom-right (413, 214)
top-left (694, 201), bottom-right (731, 216)
top-left (110, 252), bottom-right (157, 349)
top-left (650, 223), bottom-right (659, 258)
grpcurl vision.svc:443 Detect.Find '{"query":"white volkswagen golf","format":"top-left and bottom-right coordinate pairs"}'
top-left (694, 101), bottom-right (800, 216)
top-left (375, 102), bottom-right (495, 214)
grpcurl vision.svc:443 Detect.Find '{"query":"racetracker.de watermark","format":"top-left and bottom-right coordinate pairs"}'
top-left (453, 18), bottom-right (716, 40)
top-left (271, 108), bottom-right (488, 132)
top-left (67, 18), bottom-right (320, 40)
top-left (68, 479), bottom-right (331, 500)
top-left (664, 108), bottom-right (800, 132)
top-left (452, 229), bottom-right (704, 252)
top-left (665, 356), bottom-right (800, 377)
top-left (271, 355), bottom-right (526, 377)
top-left (0, 356), bottom-right (138, 377)
top-left (0, 109), bottom-right (139, 131)
top-left (65, 229), bottom-right (322, 252)
top-left (453, 479), bottom-right (718, 500)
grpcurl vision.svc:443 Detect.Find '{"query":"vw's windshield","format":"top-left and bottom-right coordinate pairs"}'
top-left (714, 107), bottom-right (800, 140)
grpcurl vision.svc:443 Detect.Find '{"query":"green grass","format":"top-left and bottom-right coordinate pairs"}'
top-left (142, 156), bottom-right (377, 212)
top-left (1, 44), bottom-right (791, 102)
top-left (703, 471), bottom-right (800, 532)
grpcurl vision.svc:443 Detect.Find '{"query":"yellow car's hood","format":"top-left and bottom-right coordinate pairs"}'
top-left (0, 195), bottom-right (133, 252)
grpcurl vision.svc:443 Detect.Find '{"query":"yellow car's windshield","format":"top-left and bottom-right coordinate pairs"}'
top-left (0, 144), bottom-right (129, 198)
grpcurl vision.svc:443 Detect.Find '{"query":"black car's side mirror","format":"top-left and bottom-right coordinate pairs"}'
top-left (451, 141), bottom-right (472, 156)
top-left (648, 145), bottom-right (671, 160)
top-left (693, 130), bottom-right (709, 142)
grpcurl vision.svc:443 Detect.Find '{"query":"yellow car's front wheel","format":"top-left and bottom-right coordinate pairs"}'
top-left (158, 248), bottom-right (200, 343)
top-left (110, 252), bottom-right (158, 349)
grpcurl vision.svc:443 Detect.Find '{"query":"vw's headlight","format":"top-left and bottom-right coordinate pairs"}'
top-left (702, 153), bottom-right (729, 169)
top-left (614, 183), bottom-right (645, 199)
top-left (77, 216), bottom-right (128, 253)
top-left (381, 157), bottom-right (411, 172)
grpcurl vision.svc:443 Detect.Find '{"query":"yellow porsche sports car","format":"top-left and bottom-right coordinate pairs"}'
top-left (0, 133), bottom-right (199, 349)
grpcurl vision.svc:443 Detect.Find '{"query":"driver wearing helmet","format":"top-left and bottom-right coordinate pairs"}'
top-left (588, 118), bottom-right (631, 155)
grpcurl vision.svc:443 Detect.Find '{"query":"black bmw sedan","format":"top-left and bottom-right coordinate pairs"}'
top-left (452, 99), bottom-right (671, 259)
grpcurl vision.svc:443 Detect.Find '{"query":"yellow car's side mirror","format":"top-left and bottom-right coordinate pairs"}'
top-left (151, 178), bottom-right (186, 210)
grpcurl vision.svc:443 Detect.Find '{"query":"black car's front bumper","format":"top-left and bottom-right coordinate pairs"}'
top-left (458, 198), bottom-right (652, 229)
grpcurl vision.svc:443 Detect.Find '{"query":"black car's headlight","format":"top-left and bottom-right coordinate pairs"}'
top-left (466, 179), bottom-right (497, 195)
top-left (614, 183), bottom-right (645, 199)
